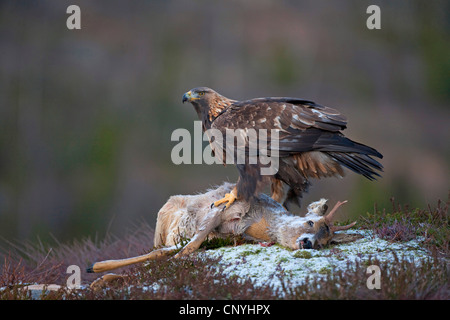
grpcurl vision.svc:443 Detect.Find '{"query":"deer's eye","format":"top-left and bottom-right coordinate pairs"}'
top-left (307, 220), bottom-right (314, 227)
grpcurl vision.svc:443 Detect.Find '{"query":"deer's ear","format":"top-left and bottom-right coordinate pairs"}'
top-left (306, 198), bottom-right (328, 216)
top-left (330, 233), bottom-right (363, 244)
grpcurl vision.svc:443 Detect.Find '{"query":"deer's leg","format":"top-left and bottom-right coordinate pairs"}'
top-left (175, 207), bottom-right (223, 258)
top-left (87, 245), bottom-right (179, 273)
top-left (90, 273), bottom-right (127, 290)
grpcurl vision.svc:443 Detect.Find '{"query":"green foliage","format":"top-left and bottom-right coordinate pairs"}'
top-left (200, 235), bottom-right (245, 250)
top-left (292, 250), bottom-right (312, 259)
top-left (240, 248), bottom-right (263, 257)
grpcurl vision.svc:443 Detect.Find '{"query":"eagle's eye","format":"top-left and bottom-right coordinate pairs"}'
top-left (198, 92), bottom-right (205, 96)
top-left (307, 220), bottom-right (314, 227)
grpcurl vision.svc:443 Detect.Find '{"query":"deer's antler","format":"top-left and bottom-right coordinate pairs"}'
top-left (323, 200), bottom-right (356, 232)
top-left (330, 221), bottom-right (356, 232)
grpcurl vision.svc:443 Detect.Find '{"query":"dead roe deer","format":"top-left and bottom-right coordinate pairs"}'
top-left (88, 182), bottom-right (359, 275)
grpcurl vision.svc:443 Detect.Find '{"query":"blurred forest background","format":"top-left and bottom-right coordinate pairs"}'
top-left (0, 0), bottom-right (448, 244)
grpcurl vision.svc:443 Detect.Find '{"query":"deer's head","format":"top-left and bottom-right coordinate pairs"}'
top-left (281, 199), bottom-right (359, 250)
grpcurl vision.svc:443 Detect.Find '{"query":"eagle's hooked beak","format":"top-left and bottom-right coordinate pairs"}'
top-left (182, 92), bottom-right (189, 103)
top-left (182, 90), bottom-right (201, 103)
top-left (182, 91), bottom-right (192, 103)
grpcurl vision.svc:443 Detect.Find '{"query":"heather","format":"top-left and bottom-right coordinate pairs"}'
top-left (1, 198), bottom-right (448, 300)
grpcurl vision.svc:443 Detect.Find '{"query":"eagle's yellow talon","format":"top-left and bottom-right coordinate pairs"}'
top-left (213, 187), bottom-right (238, 210)
top-left (213, 193), bottom-right (236, 208)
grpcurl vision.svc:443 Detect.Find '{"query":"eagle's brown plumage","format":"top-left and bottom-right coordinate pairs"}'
top-left (182, 87), bottom-right (383, 209)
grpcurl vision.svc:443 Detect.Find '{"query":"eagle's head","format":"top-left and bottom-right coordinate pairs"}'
top-left (182, 87), bottom-right (236, 124)
top-left (182, 87), bottom-right (217, 105)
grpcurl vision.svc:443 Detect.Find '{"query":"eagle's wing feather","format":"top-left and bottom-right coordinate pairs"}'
top-left (213, 98), bottom-right (346, 133)
top-left (211, 98), bottom-right (349, 155)
top-left (210, 98), bottom-right (382, 183)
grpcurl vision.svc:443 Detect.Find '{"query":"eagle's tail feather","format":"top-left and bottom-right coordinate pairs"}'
top-left (313, 133), bottom-right (383, 159)
top-left (326, 151), bottom-right (383, 180)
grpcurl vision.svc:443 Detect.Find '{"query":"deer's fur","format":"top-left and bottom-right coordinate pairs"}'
top-left (155, 182), bottom-right (359, 250)
top-left (88, 183), bottom-right (360, 280)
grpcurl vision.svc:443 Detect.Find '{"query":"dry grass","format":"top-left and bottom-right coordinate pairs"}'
top-left (0, 198), bottom-right (448, 300)
top-left (360, 197), bottom-right (449, 258)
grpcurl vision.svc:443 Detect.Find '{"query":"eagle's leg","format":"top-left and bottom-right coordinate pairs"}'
top-left (213, 186), bottom-right (238, 209)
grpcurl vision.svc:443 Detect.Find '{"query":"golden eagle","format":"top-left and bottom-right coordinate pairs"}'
top-left (182, 87), bottom-right (383, 210)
